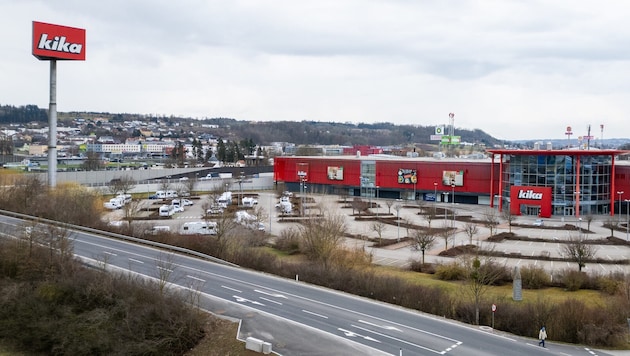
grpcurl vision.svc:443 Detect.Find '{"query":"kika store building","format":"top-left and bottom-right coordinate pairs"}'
top-left (274, 149), bottom-right (630, 218)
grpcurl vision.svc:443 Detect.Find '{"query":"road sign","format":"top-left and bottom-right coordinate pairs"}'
top-left (492, 304), bottom-right (497, 312)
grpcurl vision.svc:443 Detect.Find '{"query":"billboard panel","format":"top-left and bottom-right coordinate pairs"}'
top-left (33, 21), bottom-right (86, 60)
top-left (398, 168), bottom-right (417, 184)
top-left (442, 170), bottom-right (464, 186)
top-left (327, 166), bottom-right (344, 180)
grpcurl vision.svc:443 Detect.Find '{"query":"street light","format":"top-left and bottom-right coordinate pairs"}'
top-left (617, 191), bottom-right (624, 225)
top-left (433, 182), bottom-right (438, 214)
top-left (625, 199), bottom-right (630, 241)
top-left (394, 204), bottom-right (402, 242)
top-left (443, 192), bottom-right (449, 221)
top-left (238, 172), bottom-right (245, 206)
top-left (376, 186), bottom-right (380, 218)
top-left (451, 183), bottom-right (456, 227)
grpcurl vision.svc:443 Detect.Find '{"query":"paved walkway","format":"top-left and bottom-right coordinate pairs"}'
top-left (264, 193), bottom-right (630, 275)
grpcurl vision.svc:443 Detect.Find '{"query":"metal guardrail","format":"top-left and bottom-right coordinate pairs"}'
top-left (0, 209), bottom-right (239, 268)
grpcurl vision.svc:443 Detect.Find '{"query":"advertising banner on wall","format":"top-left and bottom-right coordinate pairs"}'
top-left (442, 170), bottom-right (464, 186)
top-left (32, 21), bottom-right (86, 60)
top-left (327, 166), bottom-right (344, 180)
top-left (398, 168), bottom-right (417, 184)
top-left (296, 163), bottom-right (309, 180)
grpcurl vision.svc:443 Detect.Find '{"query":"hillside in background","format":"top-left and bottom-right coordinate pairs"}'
top-left (1, 104), bottom-right (500, 147)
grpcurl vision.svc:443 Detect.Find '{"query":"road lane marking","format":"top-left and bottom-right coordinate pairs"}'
top-left (359, 319), bottom-right (402, 332)
top-left (156, 266), bottom-right (173, 273)
top-left (221, 285), bottom-right (242, 293)
top-left (351, 325), bottom-right (448, 352)
top-left (302, 310), bottom-right (328, 319)
top-left (187, 275), bottom-right (206, 283)
top-left (338, 328), bottom-right (381, 343)
top-left (233, 295), bottom-right (265, 306)
top-left (258, 297), bottom-right (282, 305)
top-left (254, 289), bottom-right (287, 299)
top-left (128, 258), bottom-right (144, 264)
top-left (260, 297), bottom-right (282, 305)
top-left (103, 251), bottom-right (118, 256)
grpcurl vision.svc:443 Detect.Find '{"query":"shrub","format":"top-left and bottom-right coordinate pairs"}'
top-left (558, 269), bottom-right (586, 291)
top-left (520, 265), bottom-right (551, 289)
top-left (408, 259), bottom-right (436, 274)
top-left (434, 262), bottom-right (465, 281)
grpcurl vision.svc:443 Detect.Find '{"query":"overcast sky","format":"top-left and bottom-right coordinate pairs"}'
top-left (4, 0), bottom-right (630, 141)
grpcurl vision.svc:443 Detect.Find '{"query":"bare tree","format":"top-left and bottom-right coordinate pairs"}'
top-left (155, 253), bottom-right (177, 295)
top-left (438, 222), bottom-right (455, 251)
top-left (501, 208), bottom-right (515, 233)
top-left (584, 213), bottom-right (594, 231)
top-left (482, 208), bottom-right (500, 237)
top-left (604, 216), bottom-right (616, 237)
top-left (385, 200), bottom-right (394, 215)
top-left (108, 175), bottom-right (136, 195)
top-left (370, 220), bottom-right (387, 245)
top-left (158, 180), bottom-right (172, 193)
top-left (409, 229), bottom-right (436, 264)
top-left (461, 252), bottom-right (505, 325)
top-left (561, 235), bottom-right (596, 272)
top-left (423, 208), bottom-right (436, 228)
top-left (122, 198), bottom-right (143, 232)
top-left (463, 222), bottom-right (479, 245)
top-left (298, 212), bottom-right (346, 269)
top-left (182, 178), bottom-right (197, 196)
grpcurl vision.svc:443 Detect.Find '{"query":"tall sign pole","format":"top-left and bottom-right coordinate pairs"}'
top-left (32, 21), bottom-right (86, 187)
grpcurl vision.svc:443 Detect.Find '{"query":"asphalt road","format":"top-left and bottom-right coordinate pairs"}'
top-left (0, 213), bottom-right (620, 356)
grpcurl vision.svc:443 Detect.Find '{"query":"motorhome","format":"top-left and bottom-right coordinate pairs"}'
top-left (104, 197), bottom-right (124, 210)
top-left (150, 190), bottom-right (178, 199)
top-left (216, 191), bottom-right (232, 208)
top-left (159, 204), bottom-right (176, 217)
top-left (171, 199), bottom-right (184, 212)
top-left (235, 211), bottom-right (265, 231)
top-left (242, 197), bottom-right (258, 207)
top-left (116, 194), bottom-right (132, 204)
top-left (180, 221), bottom-right (217, 235)
top-left (275, 200), bottom-right (292, 214)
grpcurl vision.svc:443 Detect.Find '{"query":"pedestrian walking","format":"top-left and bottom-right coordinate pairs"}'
top-left (538, 326), bottom-right (547, 347)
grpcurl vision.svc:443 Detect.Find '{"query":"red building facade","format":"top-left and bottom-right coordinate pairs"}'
top-left (275, 150), bottom-right (630, 217)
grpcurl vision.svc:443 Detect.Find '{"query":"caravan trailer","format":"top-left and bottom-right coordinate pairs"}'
top-left (180, 221), bottom-right (217, 235)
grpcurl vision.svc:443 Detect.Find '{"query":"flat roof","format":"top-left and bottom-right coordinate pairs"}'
top-left (487, 149), bottom-right (628, 156)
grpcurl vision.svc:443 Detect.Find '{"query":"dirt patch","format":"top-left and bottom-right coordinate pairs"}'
top-left (185, 317), bottom-right (259, 356)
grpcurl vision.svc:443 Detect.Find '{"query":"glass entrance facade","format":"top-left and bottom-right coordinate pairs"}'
top-left (501, 154), bottom-right (612, 216)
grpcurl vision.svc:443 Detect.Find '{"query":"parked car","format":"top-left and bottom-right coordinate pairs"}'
top-left (181, 198), bottom-right (193, 206)
top-left (533, 219), bottom-right (544, 226)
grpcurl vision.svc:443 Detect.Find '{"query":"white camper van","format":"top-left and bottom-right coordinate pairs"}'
top-left (180, 221), bottom-right (217, 235)
top-left (159, 204), bottom-right (176, 217)
top-left (235, 211), bottom-right (265, 231)
top-left (242, 197), bottom-right (258, 207)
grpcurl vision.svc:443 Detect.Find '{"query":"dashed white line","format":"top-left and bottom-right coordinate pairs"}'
top-left (187, 275), bottom-right (206, 282)
top-left (128, 258), bottom-right (144, 264)
top-left (302, 309), bottom-right (328, 319)
top-left (221, 285), bottom-right (242, 293)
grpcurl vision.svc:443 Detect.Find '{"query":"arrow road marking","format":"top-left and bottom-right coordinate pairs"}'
top-left (358, 319), bottom-right (402, 332)
top-left (233, 296), bottom-right (265, 306)
top-left (338, 328), bottom-right (381, 343)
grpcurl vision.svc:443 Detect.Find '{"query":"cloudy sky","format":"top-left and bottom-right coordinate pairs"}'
top-left (3, 0), bottom-right (630, 141)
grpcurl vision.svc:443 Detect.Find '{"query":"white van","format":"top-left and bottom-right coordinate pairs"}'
top-left (104, 197), bottom-right (124, 210)
top-left (159, 204), bottom-right (176, 217)
top-left (181, 221), bottom-right (217, 235)
top-left (116, 194), bottom-right (132, 204)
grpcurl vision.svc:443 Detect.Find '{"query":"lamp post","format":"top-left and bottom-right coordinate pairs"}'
top-left (433, 182), bottom-right (438, 214)
top-left (443, 192), bottom-right (449, 221)
top-left (451, 183), bottom-right (456, 227)
top-left (376, 186), bottom-right (380, 218)
top-left (625, 199), bottom-right (630, 241)
top-left (394, 204), bottom-right (401, 242)
top-left (617, 191), bottom-right (624, 225)
top-left (238, 172), bottom-right (245, 206)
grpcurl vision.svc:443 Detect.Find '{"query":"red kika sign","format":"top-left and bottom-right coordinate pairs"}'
top-left (509, 186), bottom-right (552, 218)
top-left (32, 21), bottom-right (86, 60)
